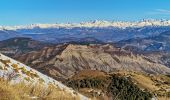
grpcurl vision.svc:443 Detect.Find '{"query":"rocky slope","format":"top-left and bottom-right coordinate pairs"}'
top-left (14, 44), bottom-right (170, 80)
top-left (0, 53), bottom-right (88, 100)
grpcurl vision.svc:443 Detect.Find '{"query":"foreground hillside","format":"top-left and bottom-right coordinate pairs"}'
top-left (65, 70), bottom-right (170, 100)
top-left (14, 44), bottom-right (170, 80)
top-left (0, 78), bottom-right (80, 100)
top-left (0, 53), bottom-right (88, 100)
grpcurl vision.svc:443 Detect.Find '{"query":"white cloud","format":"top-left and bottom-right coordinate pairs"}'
top-left (156, 9), bottom-right (170, 14)
top-left (147, 9), bottom-right (170, 15)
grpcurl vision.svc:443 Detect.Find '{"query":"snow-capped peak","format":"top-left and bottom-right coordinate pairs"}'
top-left (1, 19), bottom-right (170, 30)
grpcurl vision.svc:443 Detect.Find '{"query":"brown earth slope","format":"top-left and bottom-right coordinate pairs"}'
top-left (14, 44), bottom-right (170, 80)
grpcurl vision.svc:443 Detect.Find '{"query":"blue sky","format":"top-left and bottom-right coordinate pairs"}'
top-left (0, 0), bottom-right (170, 26)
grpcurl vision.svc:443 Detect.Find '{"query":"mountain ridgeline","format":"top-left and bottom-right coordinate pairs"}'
top-left (1, 21), bottom-right (170, 99)
top-left (13, 44), bottom-right (170, 80)
top-left (1, 20), bottom-right (170, 43)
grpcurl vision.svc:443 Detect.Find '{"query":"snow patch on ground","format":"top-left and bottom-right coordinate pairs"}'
top-left (0, 53), bottom-right (89, 100)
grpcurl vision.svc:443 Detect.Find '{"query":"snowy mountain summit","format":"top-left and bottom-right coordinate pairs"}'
top-left (1, 19), bottom-right (170, 30)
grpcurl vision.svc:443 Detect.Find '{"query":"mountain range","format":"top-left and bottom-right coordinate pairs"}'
top-left (2, 19), bottom-right (170, 30)
top-left (1, 20), bottom-right (170, 99)
top-left (1, 20), bottom-right (170, 43)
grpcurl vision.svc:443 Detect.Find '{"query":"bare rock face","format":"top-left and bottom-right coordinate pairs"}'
top-left (53, 44), bottom-right (170, 76)
top-left (15, 44), bottom-right (170, 80)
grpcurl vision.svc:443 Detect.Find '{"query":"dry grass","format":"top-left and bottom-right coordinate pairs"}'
top-left (112, 71), bottom-right (170, 99)
top-left (132, 73), bottom-right (158, 91)
top-left (0, 78), bottom-right (80, 100)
